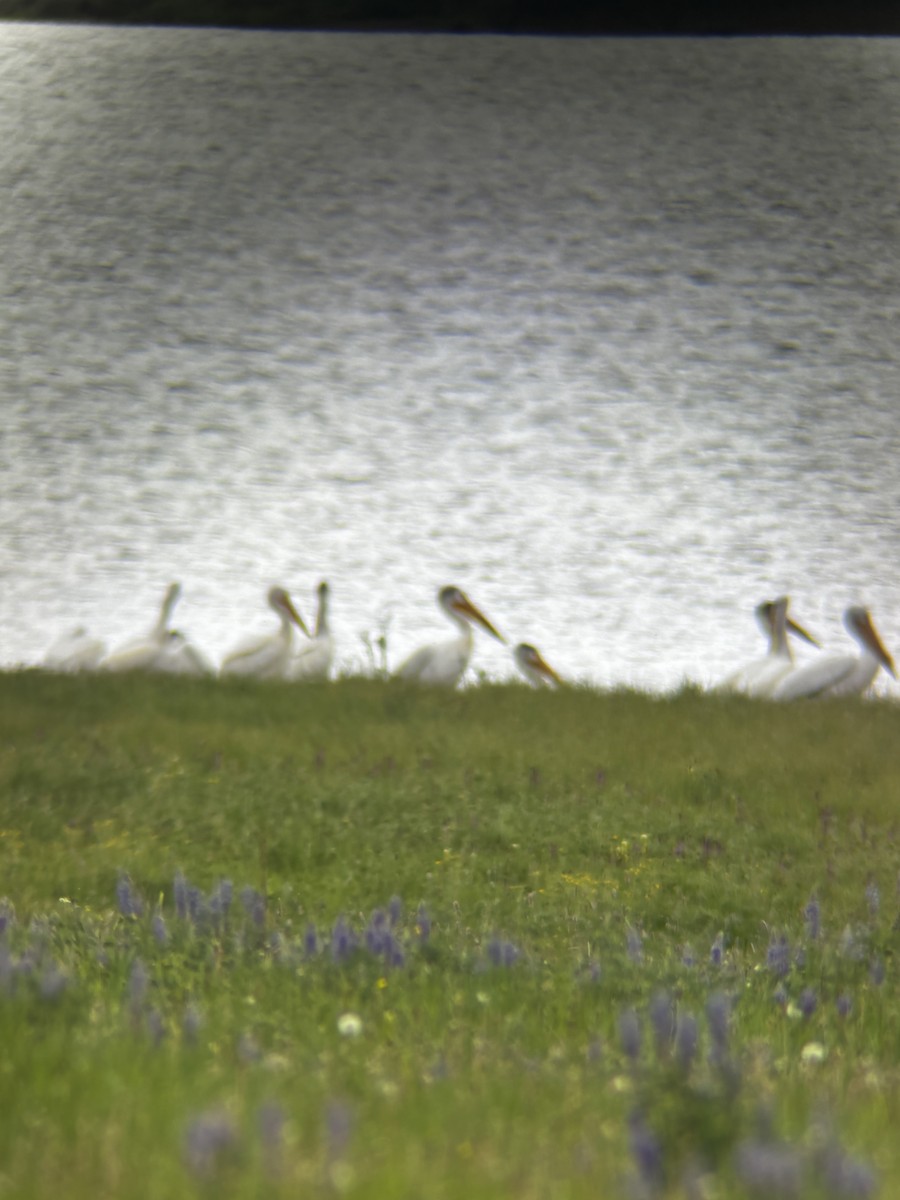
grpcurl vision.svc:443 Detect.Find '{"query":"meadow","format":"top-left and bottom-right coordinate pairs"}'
top-left (1, 669), bottom-right (898, 1198)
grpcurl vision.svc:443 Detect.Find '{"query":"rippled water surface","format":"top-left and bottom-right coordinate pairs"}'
top-left (2, 26), bottom-right (899, 691)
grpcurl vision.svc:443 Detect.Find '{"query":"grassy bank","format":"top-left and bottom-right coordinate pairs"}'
top-left (1, 671), bottom-right (898, 1197)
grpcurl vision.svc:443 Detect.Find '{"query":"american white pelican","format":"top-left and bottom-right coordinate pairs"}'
top-left (514, 642), bottom-right (562, 688)
top-left (719, 597), bottom-right (819, 698)
top-left (290, 581), bottom-right (334, 681)
top-left (43, 626), bottom-right (106, 673)
top-left (772, 607), bottom-right (896, 700)
top-left (102, 582), bottom-right (184, 673)
top-left (154, 630), bottom-right (214, 677)
top-left (395, 585), bottom-right (506, 687)
top-left (220, 586), bottom-right (310, 680)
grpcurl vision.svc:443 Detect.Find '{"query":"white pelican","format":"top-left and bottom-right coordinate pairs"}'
top-left (514, 642), bottom-right (562, 688)
top-left (290, 581), bottom-right (334, 681)
top-left (395, 585), bottom-right (506, 686)
top-left (102, 582), bottom-right (184, 673)
top-left (154, 630), bottom-right (214, 677)
top-left (220, 586), bottom-right (310, 679)
top-left (719, 597), bottom-right (819, 698)
top-left (44, 626), bottom-right (106, 673)
top-left (772, 606), bottom-right (896, 700)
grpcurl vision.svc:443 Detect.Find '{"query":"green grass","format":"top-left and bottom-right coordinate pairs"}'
top-left (1, 671), bottom-right (899, 1198)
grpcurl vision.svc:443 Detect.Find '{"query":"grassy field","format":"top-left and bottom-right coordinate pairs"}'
top-left (1, 670), bottom-right (898, 1198)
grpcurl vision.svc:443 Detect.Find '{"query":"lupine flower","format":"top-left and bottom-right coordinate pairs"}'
top-left (258, 1102), bottom-right (285, 1176)
top-left (330, 917), bottom-right (357, 964)
top-left (128, 958), bottom-right (149, 1012)
top-left (836, 993), bottom-right (853, 1018)
top-left (735, 1139), bottom-right (805, 1195)
top-left (208, 880), bottom-right (233, 926)
top-left (869, 958), bottom-right (885, 986)
top-left (0, 900), bottom-right (14, 938)
top-left (183, 1004), bottom-right (203, 1044)
top-left (146, 1007), bottom-right (166, 1046)
top-left (365, 910), bottom-right (389, 956)
top-left (710, 933), bottom-right (724, 967)
top-left (820, 1145), bottom-right (878, 1198)
top-left (486, 937), bottom-right (520, 967)
top-left (706, 992), bottom-right (730, 1056)
top-left (388, 895), bottom-right (402, 926)
top-left (184, 1110), bottom-right (238, 1177)
top-left (675, 1013), bottom-right (698, 1072)
top-left (325, 1099), bottom-right (354, 1160)
top-left (649, 991), bottom-right (674, 1058)
top-left (39, 965), bottom-right (67, 1001)
top-left (151, 913), bottom-right (168, 947)
top-left (116, 874), bottom-right (143, 918)
top-left (628, 1110), bottom-right (665, 1194)
top-left (804, 897), bottom-right (821, 940)
top-left (303, 923), bottom-right (318, 957)
top-left (681, 945), bottom-right (696, 968)
top-left (798, 988), bottom-right (817, 1019)
top-left (619, 1008), bottom-right (642, 1063)
top-left (240, 887), bottom-right (266, 928)
top-left (767, 934), bottom-right (791, 978)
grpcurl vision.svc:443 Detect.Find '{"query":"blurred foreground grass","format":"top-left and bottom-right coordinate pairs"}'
top-left (1, 671), bottom-right (899, 1198)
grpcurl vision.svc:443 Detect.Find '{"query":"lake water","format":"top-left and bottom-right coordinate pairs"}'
top-left (1, 25), bottom-right (899, 692)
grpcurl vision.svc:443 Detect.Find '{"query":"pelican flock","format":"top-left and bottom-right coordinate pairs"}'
top-left (35, 577), bottom-right (897, 701)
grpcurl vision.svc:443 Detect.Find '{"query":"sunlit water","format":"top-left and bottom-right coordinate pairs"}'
top-left (2, 25), bottom-right (899, 692)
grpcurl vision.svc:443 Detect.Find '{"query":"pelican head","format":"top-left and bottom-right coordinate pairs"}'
top-left (439, 586), bottom-right (506, 643)
top-left (514, 642), bottom-right (561, 686)
top-left (756, 597), bottom-right (819, 648)
top-left (845, 607), bottom-right (895, 677)
top-left (268, 586), bottom-right (310, 637)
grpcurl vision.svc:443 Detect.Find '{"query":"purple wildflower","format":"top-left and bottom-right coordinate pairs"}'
top-left (706, 992), bottom-right (730, 1056)
top-left (128, 958), bottom-right (149, 1012)
top-left (804, 897), bottom-right (821, 940)
top-left (184, 1110), bottom-right (238, 1177)
top-left (767, 933), bottom-right (791, 978)
top-left (619, 1008), bottom-right (642, 1063)
top-left (681, 945), bottom-right (696, 968)
top-left (821, 1146), bottom-right (878, 1198)
top-left (836, 993), bottom-right (853, 1018)
top-left (240, 887), bottom-right (265, 928)
top-left (365, 910), bottom-right (389, 956)
top-left (388, 895), bottom-right (402, 926)
top-left (208, 880), bottom-right (233, 925)
top-left (39, 965), bottom-right (67, 1001)
top-left (0, 900), bottom-right (14, 938)
top-left (183, 1004), bottom-right (203, 1044)
top-left (330, 916), bottom-right (357, 964)
top-left (116, 873), bottom-right (143, 918)
top-left (487, 937), bottom-right (519, 967)
top-left (303, 922), bottom-right (318, 957)
top-left (798, 987), bottom-right (817, 1019)
top-left (151, 913), bottom-right (168, 947)
top-left (258, 1102), bottom-right (285, 1176)
top-left (325, 1099), bottom-right (353, 1161)
top-left (869, 958), bottom-right (885, 986)
top-left (675, 1013), bottom-right (699, 1072)
top-left (628, 1111), bottom-right (665, 1193)
top-left (735, 1140), bottom-right (804, 1195)
top-left (710, 933), bottom-right (724, 967)
top-left (649, 991), bottom-right (675, 1058)
top-left (146, 1007), bottom-right (167, 1046)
